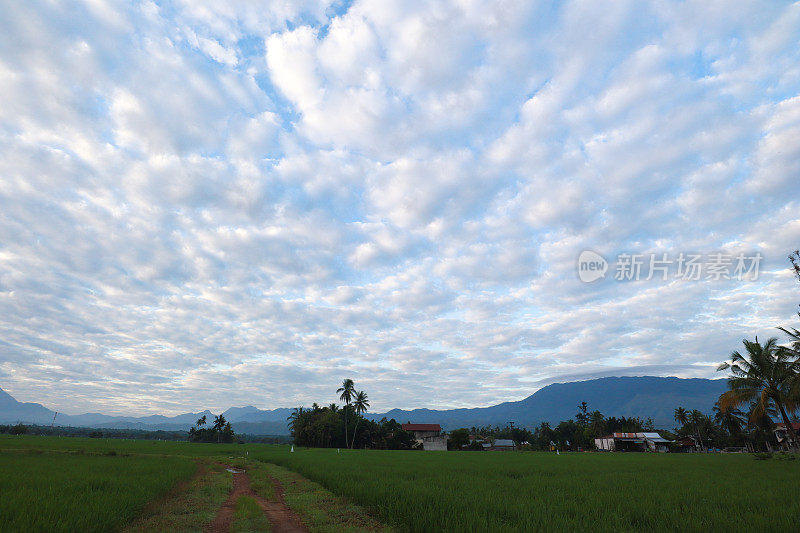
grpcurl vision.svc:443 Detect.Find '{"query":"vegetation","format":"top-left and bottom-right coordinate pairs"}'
top-left (288, 404), bottom-right (418, 449)
top-left (0, 448), bottom-right (196, 532)
top-left (711, 253), bottom-right (800, 451)
top-left (189, 413), bottom-right (237, 443)
top-left (123, 462), bottom-right (232, 532)
top-left (231, 496), bottom-right (272, 533)
top-left (254, 446), bottom-right (800, 532)
top-left (254, 461), bottom-right (390, 532)
top-left (290, 379), bottom-right (418, 449)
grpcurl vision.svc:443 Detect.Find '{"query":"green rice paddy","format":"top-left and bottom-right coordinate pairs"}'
top-left (2, 435), bottom-right (799, 532)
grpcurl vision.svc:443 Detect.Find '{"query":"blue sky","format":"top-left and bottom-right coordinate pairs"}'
top-left (0, 0), bottom-right (799, 415)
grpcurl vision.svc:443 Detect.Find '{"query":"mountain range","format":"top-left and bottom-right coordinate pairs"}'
top-left (0, 376), bottom-right (728, 435)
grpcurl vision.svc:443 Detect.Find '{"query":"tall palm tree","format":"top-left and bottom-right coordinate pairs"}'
top-left (337, 378), bottom-right (355, 448)
top-left (718, 337), bottom-right (799, 449)
top-left (673, 407), bottom-right (688, 428)
top-left (689, 409), bottom-right (707, 450)
top-left (350, 390), bottom-right (370, 448)
top-left (287, 407), bottom-right (304, 434)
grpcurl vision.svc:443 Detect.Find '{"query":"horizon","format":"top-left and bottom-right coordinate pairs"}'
top-left (1, 2), bottom-right (799, 416)
top-left (2, 374), bottom-right (728, 418)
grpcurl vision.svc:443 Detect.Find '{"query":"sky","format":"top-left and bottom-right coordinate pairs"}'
top-left (1, 1), bottom-right (799, 416)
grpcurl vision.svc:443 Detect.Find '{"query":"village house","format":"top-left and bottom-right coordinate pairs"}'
top-left (774, 422), bottom-right (800, 449)
top-left (595, 432), bottom-right (672, 452)
top-left (402, 423), bottom-right (447, 451)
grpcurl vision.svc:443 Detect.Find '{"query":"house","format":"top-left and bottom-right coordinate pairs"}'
top-left (402, 423), bottom-right (447, 451)
top-left (595, 432), bottom-right (672, 452)
top-left (482, 439), bottom-right (516, 451)
top-left (672, 436), bottom-right (700, 452)
top-left (774, 422), bottom-right (800, 448)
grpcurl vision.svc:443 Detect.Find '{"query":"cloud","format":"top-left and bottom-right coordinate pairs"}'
top-left (0, 0), bottom-right (798, 416)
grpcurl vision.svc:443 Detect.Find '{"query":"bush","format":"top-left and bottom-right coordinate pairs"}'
top-left (752, 452), bottom-right (773, 460)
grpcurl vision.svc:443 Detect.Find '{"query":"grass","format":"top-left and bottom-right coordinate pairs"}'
top-left (123, 462), bottom-right (232, 532)
top-left (0, 434), bottom-right (247, 457)
top-left (255, 461), bottom-right (389, 533)
top-left (8, 434), bottom-right (798, 532)
top-left (252, 447), bottom-right (800, 532)
top-left (231, 496), bottom-right (272, 533)
top-left (0, 449), bottom-right (196, 532)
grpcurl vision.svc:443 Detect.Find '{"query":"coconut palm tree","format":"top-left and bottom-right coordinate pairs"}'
top-left (350, 390), bottom-right (370, 448)
top-left (337, 378), bottom-right (355, 448)
top-left (673, 407), bottom-right (688, 428)
top-left (777, 325), bottom-right (800, 400)
top-left (287, 407), bottom-right (304, 433)
top-left (712, 401), bottom-right (746, 441)
top-left (689, 409), bottom-right (708, 450)
top-left (718, 337), bottom-right (799, 449)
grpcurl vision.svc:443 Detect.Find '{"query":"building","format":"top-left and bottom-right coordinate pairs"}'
top-left (595, 432), bottom-right (672, 452)
top-left (482, 438), bottom-right (516, 451)
top-left (774, 422), bottom-right (800, 448)
top-left (402, 423), bottom-right (447, 451)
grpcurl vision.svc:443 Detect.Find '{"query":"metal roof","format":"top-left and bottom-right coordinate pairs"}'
top-left (493, 439), bottom-right (516, 447)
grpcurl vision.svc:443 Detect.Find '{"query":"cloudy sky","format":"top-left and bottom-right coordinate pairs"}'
top-left (1, 1), bottom-right (799, 416)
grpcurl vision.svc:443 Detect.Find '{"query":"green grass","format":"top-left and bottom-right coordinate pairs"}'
top-left (123, 462), bottom-right (232, 532)
top-left (256, 461), bottom-right (389, 533)
top-left (231, 495), bottom-right (272, 533)
top-left (8, 435), bottom-right (798, 532)
top-left (252, 448), bottom-right (800, 532)
top-left (0, 434), bottom-right (250, 457)
top-left (0, 449), bottom-right (196, 532)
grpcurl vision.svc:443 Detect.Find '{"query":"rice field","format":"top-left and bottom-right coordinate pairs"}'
top-left (3, 435), bottom-right (800, 532)
top-left (253, 447), bottom-right (800, 532)
top-left (0, 449), bottom-right (196, 532)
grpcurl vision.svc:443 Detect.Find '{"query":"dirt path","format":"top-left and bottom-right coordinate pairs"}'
top-left (205, 467), bottom-right (308, 533)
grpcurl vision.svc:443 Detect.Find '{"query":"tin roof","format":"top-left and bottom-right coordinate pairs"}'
top-left (609, 432), bottom-right (670, 442)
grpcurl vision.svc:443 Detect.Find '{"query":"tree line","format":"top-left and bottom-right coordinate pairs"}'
top-left (188, 414), bottom-right (236, 443)
top-left (288, 379), bottom-right (421, 449)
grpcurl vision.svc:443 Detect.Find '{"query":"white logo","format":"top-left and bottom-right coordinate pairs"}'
top-left (578, 250), bottom-right (608, 283)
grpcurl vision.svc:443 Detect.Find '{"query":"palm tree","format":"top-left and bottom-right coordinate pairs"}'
top-left (196, 415), bottom-right (207, 427)
top-left (287, 407), bottom-right (304, 433)
top-left (778, 325), bottom-right (800, 400)
top-left (337, 378), bottom-right (355, 448)
top-left (350, 391), bottom-right (370, 448)
top-left (673, 407), bottom-right (688, 428)
top-left (718, 337), bottom-right (799, 449)
top-left (713, 401), bottom-right (746, 440)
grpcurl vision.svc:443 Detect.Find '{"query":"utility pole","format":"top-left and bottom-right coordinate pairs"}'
top-left (51, 411), bottom-right (58, 428)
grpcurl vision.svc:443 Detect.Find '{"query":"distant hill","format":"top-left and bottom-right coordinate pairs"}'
top-left (0, 376), bottom-right (727, 435)
top-left (368, 376), bottom-right (728, 429)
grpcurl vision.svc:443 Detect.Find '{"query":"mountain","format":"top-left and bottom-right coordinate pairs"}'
top-left (368, 376), bottom-right (728, 429)
top-left (0, 376), bottom-right (728, 435)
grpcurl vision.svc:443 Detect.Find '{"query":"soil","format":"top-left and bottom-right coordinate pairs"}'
top-left (205, 466), bottom-right (308, 533)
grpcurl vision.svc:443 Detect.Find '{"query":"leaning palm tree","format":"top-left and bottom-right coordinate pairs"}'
top-left (350, 391), bottom-right (370, 448)
top-left (337, 378), bottom-right (355, 448)
top-left (718, 337), bottom-right (799, 449)
top-left (777, 325), bottom-right (800, 401)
